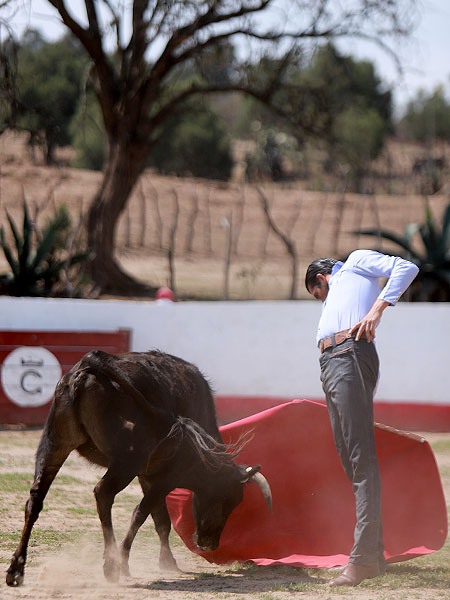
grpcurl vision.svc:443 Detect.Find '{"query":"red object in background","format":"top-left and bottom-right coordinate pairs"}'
top-left (166, 399), bottom-right (447, 568)
top-left (214, 395), bottom-right (450, 432)
top-left (0, 330), bottom-right (130, 425)
top-left (156, 287), bottom-right (174, 301)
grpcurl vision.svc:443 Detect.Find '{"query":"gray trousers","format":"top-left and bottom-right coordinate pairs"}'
top-left (319, 337), bottom-right (385, 568)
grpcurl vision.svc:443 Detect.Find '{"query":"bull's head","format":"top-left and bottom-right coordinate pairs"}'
top-left (192, 464), bottom-right (272, 552)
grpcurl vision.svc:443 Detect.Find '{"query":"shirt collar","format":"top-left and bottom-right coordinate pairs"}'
top-left (322, 261), bottom-right (343, 309)
top-left (329, 261), bottom-right (344, 285)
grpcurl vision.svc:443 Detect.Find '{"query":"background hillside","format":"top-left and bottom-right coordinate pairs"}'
top-left (0, 131), bottom-right (448, 301)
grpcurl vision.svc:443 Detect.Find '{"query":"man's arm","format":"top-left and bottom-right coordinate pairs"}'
top-left (350, 299), bottom-right (390, 343)
top-left (350, 251), bottom-right (420, 342)
top-left (352, 251), bottom-right (420, 305)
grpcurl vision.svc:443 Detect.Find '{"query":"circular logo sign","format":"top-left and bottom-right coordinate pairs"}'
top-left (1, 347), bottom-right (62, 408)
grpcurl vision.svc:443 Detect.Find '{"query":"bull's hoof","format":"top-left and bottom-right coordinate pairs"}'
top-left (6, 560), bottom-right (24, 587)
top-left (6, 568), bottom-right (23, 587)
top-left (160, 562), bottom-right (181, 573)
top-left (103, 559), bottom-right (120, 583)
top-left (159, 555), bottom-right (180, 573)
top-left (6, 571), bottom-right (24, 587)
top-left (120, 561), bottom-right (131, 578)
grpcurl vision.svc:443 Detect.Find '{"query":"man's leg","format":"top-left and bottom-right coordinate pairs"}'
top-left (320, 339), bottom-right (384, 571)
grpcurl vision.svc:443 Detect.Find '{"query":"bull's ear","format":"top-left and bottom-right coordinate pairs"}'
top-left (240, 465), bottom-right (261, 483)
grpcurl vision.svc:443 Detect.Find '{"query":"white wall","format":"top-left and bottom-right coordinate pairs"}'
top-left (0, 297), bottom-right (448, 404)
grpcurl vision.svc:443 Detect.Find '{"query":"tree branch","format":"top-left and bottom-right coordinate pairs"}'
top-left (47, 1), bottom-right (118, 127)
top-left (84, 0), bottom-right (101, 37)
top-left (147, 0), bottom-right (272, 88)
top-left (145, 75), bottom-right (324, 140)
top-left (129, 0), bottom-right (150, 71)
top-left (256, 187), bottom-right (298, 300)
top-left (102, 0), bottom-right (122, 49)
top-left (47, 0), bottom-right (91, 43)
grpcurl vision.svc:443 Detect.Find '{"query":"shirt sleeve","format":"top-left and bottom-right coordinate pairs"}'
top-left (351, 250), bottom-right (419, 305)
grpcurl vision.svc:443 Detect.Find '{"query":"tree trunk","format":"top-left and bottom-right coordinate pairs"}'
top-left (87, 137), bottom-right (156, 296)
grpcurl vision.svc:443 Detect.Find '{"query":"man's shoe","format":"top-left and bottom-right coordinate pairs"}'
top-left (329, 562), bottom-right (381, 587)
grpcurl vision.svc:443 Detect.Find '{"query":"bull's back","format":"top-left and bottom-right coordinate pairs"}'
top-left (125, 350), bottom-right (220, 438)
top-left (56, 350), bottom-right (222, 459)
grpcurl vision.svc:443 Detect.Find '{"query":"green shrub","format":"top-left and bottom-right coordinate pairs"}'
top-left (148, 105), bottom-right (233, 181)
top-left (0, 199), bottom-right (92, 297)
top-left (356, 200), bottom-right (450, 301)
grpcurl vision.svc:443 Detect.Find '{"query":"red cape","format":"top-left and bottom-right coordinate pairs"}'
top-left (166, 399), bottom-right (447, 568)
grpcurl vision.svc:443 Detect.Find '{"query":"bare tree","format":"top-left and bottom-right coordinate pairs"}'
top-left (203, 186), bottom-right (213, 256)
top-left (11, 0), bottom-right (416, 293)
top-left (148, 180), bottom-right (163, 250)
top-left (137, 183), bottom-right (147, 248)
top-left (232, 186), bottom-right (246, 256)
top-left (167, 188), bottom-right (179, 296)
top-left (307, 192), bottom-right (327, 255)
top-left (286, 199), bottom-right (302, 237)
top-left (221, 211), bottom-right (233, 300)
top-left (184, 187), bottom-right (199, 253)
top-left (260, 213), bottom-right (271, 257)
top-left (332, 170), bottom-right (349, 256)
top-left (125, 205), bottom-right (132, 248)
top-left (257, 186), bottom-right (298, 300)
top-left (31, 176), bottom-right (65, 220)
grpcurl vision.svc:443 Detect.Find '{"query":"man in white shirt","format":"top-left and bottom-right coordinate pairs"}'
top-left (305, 250), bottom-right (419, 587)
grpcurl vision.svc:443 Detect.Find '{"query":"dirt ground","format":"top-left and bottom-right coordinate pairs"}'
top-left (0, 428), bottom-right (449, 600)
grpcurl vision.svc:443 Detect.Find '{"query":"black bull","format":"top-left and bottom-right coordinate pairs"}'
top-left (6, 350), bottom-right (272, 586)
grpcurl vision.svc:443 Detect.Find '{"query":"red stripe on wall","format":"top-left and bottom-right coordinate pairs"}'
top-left (215, 396), bottom-right (450, 432)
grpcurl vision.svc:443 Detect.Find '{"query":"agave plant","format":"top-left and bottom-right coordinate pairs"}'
top-left (355, 200), bottom-right (450, 301)
top-left (0, 199), bottom-right (92, 297)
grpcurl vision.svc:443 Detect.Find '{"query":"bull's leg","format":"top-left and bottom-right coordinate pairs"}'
top-left (120, 496), bottom-right (179, 576)
top-left (151, 500), bottom-right (179, 572)
top-left (94, 468), bottom-right (137, 583)
top-left (6, 441), bottom-right (73, 586)
top-left (121, 477), bottom-right (178, 576)
top-left (120, 492), bottom-right (155, 577)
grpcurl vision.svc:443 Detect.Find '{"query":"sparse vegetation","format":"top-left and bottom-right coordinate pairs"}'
top-left (356, 200), bottom-right (450, 301)
top-left (0, 198), bottom-right (92, 297)
top-left (0, 143), bottom-right (448, 301)
top-left (0, 472), bottom-right (34, 492)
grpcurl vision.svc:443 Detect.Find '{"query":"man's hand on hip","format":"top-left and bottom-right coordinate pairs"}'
top-left (350, 300), bottom-right (390, 343)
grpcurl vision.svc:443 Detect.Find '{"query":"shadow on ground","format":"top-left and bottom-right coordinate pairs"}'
top-left (129, 564), bottom-right (327, 593)
top-left (126, 562), bottom-right (450, 593)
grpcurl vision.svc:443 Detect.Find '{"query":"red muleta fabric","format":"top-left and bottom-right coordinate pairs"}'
top-left (166, 399), bottom-right (447, 568)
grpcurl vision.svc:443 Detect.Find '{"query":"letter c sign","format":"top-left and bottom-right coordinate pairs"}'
top-left (1, 347), bottom-right (62, 408)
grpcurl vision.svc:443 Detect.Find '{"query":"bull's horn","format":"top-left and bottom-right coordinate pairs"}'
top-left (249, 470), bottom-right (273, 513)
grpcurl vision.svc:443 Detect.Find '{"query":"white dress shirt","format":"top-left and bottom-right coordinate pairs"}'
top-left (316, 250), bottom-right (419, 345)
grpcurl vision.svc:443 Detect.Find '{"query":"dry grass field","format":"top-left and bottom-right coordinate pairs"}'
top-left (0, 131), bottom-right (449, 300)
top-left (0, 427), bottom-right (449, 600)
